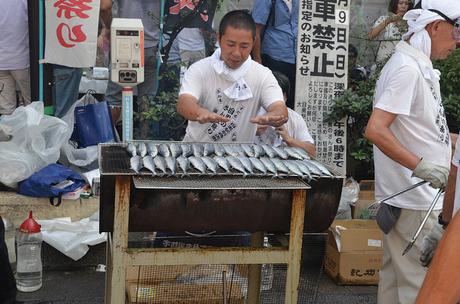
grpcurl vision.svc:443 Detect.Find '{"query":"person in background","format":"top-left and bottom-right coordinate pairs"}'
top-left (177, 28), bottom-right (207, 67)
top-left (368, 0), bottom-right (412, 63)
top-left (364, 1), bottom-right (460, 302)
top-left (348, 44), bottom-right (369, 89)
top-left (255, 71), bottom-right (316, 157)
top-left (176, 10), bottom-right (288, 143)
top-left (252, 0), bottom-right (298, 110)
top-left (415, 211), bottom-right (460, 304)
top-left (100, 0), bottom-right (160, 126)
top-left (0, 0), bottom-right (31, 116)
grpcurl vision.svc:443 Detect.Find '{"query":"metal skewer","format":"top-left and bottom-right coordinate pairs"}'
top-left (367, 181), bottom-right (427, 217)
top-left (402, 188), bottom-right (444, 256)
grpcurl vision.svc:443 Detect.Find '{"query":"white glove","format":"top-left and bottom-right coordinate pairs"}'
top-left (420, 223), bottom-right (444, 267)
top-left (412, 159), bottom-right (449, 189)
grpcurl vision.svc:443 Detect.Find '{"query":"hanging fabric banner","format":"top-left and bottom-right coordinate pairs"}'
top-left (45, 0), bottom-right (100, 67)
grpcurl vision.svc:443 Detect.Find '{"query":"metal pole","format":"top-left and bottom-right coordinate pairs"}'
top-left (122, 87), bottom-right (134, 141)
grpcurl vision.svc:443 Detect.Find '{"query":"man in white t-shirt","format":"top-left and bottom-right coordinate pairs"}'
top-left (177, 10), bottom-right (288, 143)
top-left (255, 71), bottom-right (316, 156)
top-left (364, 1), bottom-right (460, 302)
top-left (0, 0), bottom-right (31, 115)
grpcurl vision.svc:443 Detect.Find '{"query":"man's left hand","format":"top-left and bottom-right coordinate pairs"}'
top-left (250, 114), bottom-right (287, 127)
top-left (420, 223), bottom-right (444, 267)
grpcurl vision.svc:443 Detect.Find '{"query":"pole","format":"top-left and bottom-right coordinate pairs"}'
top-left (122, 87), bottom-right (134, 141)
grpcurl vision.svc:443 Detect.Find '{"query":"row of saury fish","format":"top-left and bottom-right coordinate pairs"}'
top-left (130, 154), bottom-right (332, 179)
top-left (126, 141), bottom-right (311, 160)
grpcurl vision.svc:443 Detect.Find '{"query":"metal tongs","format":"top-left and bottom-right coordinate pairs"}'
top-left (402, 188), bottom-right (444, 255)
top-left (367, 181), bottom-right (428, 218)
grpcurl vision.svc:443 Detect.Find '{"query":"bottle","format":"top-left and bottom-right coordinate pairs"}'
top-left (16, 211), bottom-right (43, 292)
top-left (260, 236), bottom-right (273, 291)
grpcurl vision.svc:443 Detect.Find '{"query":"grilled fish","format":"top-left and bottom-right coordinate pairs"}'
top-left (169, 143), bottom-right (182, 158)
top-left (153, 156), bottom-right (167, 175)
top-left (201, 156), bottom-right (219, 175)
top-left (189, 156), bottom-right (207, 174)
top-left (177, 156), bottom-right (190, 177)
top-left (249, 157), bottom-right (267, 174)
top-left (147, 143), bottom-right (158, 157)
top-left (165, 156), bottom-right (177, 175)
top-left (273, 146), bottom-right (289, 159)
top-left (227, 156), bottom-right (247, 176)
top-left (127, 143), bottom-right (137, 157)
top-left (130, 155), bottom-right (142, 173)
top-left (241, 144), bottom-right (255, 157)
top-left (137, 142), bottom-right (148, 157)
top-left (158, 144), bottom-right (171, 157)
top-left (213, 156), bottom-right (231, 172)
top-left (181, 143), bottom-right (192, 157)
top-left (142, 156), bottom-right (156, 175)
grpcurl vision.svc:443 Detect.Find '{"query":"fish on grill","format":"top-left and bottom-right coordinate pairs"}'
top-left (213, 156), bottom-right (231, 173)
top-left (273, 146), bottom-right (289, 159)
top-left (153, 156), bottom-right (168, 175)
top-left (169, 143), bottom-right (182, 158)
top-left (249, 157), bottom-right (267, 174)
top-left (201, 156), bottom-right (219, 175)
top-left (307, 160), bottom-right (332, 176)
top-left (130, 155), bottom-right (142, 173)
top-left (253, 144), bottom-right (265, 158)
top-left (192, 144), bottom-right (204, 157)
top-left (259, 157), bottom-right (278, 177)
top-left (237, 156), bottom-right (254, 175)
top-left (147, 143), bottom-right (158, 157)
top-left (284, 147), bottom-right (304, 160)
top-left (203, 143), bottom-right (215, 156)
top-left (181, 144), bottom-right (192, 157)
top-left (177, 156), bottom-right (190, 177)
top-left (137, 142), bottom-right (148, 157)
top-left (261, 144), bottom-right (277, 158)
top-left (214, 144), bottom-right (225, 157)
top-left (283, 160), bottom-right (304, 178)
top-left (165, 156), bottom-right (177, 175)
top-left (241, 144), bottom-right (255, 157)
top-left (158, 144), bottom-right (171, 157)
top-left (127, 143), bottom-right (137, 157)
top-left (189, 156), bottom-right (207, 174)
top-left (142, 156), bottom-right (156, 175)
top-left (226, 156), bottom-right (247, 176)
top-left (271, 158), bottom-right (290, 174)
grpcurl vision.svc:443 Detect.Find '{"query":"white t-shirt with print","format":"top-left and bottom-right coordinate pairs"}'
top-left (373, 41), bottom-right (451, 210)
top-left (255, 108), bottom-right (314, 146)
top-left (451, 134), bottom-right (460, 215)
top-left (179, 57), bottom-right (284, 143)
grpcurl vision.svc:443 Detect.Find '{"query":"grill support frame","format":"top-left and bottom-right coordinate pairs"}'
top-left (105, 175), bottom-right (308, 304)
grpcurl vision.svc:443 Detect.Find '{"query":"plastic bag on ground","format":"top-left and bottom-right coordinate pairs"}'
top-left (37, 214), bottom-right (106, 261)
top-left (335, 177), bottom-right (360, 219)
top-left (60, 93), bottom-right (99, 167)
top-left (0, 102), bottom-right (69, 188)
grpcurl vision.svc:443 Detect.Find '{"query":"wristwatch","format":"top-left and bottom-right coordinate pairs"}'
top-left (438, 212), bottom-right (449, 229)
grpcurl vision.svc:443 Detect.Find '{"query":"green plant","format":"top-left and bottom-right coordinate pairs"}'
top-left (434, 48), bottom-right (460, 133)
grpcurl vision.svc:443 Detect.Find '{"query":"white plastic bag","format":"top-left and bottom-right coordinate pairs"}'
top-left (335, 177), bottom-right (360, 219)
top-left (60, 93), bottom-right (99, 167)
top-left (0, 102), bottom-right (69, 187)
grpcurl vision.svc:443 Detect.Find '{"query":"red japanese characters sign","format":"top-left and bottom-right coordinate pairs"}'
top-left (45, 0), bottom-right (100, 67)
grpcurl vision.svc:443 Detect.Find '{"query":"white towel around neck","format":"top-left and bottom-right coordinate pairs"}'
top-left (210, 48), bottom-right (253, 101)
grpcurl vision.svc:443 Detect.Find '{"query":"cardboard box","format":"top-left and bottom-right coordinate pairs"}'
top-left (325, 220), bottom-right (383, 285)
top-left (126, 281), bottom-right (245, 304)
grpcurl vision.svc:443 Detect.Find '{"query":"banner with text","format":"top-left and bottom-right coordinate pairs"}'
top-left (45, 0), bottom-right (100, 67)
top-left (295, 0), bottom-right (349, 174)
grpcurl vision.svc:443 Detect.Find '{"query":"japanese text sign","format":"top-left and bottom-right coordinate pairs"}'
top-left (45, 0), bottom-right (100, 67)
top-left (295, 0), bottom-right (349, 174)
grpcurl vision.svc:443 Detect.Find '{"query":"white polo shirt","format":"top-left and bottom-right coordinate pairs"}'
top-left (373, 41), bottom-right (451, 210)
top-left (179, 57), bottom-right (284, 143)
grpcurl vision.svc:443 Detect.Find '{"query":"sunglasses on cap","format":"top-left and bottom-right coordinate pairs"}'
top-left (427, 9), bottom-right (460, 41)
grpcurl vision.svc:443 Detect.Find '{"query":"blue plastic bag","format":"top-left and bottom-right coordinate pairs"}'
top-left (18, 164), bottom-right (86, 206)
top-left (73, 101), bottom-right (115, 148)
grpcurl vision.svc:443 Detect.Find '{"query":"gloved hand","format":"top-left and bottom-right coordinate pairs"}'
top-left (420, 223), bottom-right (444, 267)
top-left (412, 159), bottom-right (449, 189)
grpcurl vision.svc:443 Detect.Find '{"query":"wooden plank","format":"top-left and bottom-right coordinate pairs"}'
top-left (247, 232), bottom-right (263, 304)
top-left (126, 247), bottom-right (288, 266)
top-left (109, 176), bottom-right (131, 304)
top-left (285, 189), bottom-right (307, 304)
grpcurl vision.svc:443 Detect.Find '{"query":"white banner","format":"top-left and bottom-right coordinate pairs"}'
top-left (295, 0), bottom-right (349, 174)
top-left (45, 0), bottom-right (100, 67)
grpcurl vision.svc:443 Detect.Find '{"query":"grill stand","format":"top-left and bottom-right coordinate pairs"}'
top-left (104, 175), bottom-right (308, 304)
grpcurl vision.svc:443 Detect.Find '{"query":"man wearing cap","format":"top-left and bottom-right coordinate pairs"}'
top-left (364, 0), bottom-right (460, 302)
